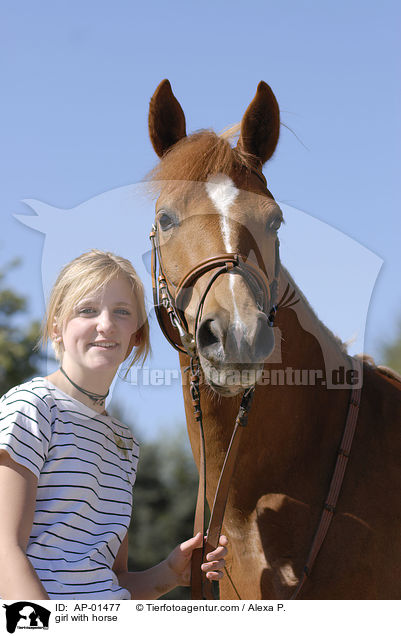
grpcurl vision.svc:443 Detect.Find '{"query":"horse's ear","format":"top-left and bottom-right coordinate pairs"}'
top-left (237, 81), bottom-right (280, 166)
top-left (148, 79), bottom-right (187, 158)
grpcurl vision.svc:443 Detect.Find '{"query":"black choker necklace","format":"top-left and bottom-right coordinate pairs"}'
top-left (60, 367), bottom-right (109, 407)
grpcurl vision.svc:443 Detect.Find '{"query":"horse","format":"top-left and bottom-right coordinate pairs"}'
top-left (146, 79), bottom-right (401, 599)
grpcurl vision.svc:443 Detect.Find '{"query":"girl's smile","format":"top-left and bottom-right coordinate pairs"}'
top-left (89, 341), bottom-right (118, 349)
top-left (58, 276), bottom-right (139, 380)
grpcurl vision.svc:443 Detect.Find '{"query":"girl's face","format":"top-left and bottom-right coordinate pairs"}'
top-left (58, 276), bottom-right (140, 375)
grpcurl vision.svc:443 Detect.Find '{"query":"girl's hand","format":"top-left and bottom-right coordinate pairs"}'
top-left (166, 533), bottom-right (228, 587)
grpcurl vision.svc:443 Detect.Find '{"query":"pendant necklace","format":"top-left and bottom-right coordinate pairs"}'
top-left (60, 367), bottom-right (109, 407)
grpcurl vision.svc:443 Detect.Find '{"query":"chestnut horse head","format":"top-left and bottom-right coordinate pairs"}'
top-left (148, 79), bottom-right (283, 396)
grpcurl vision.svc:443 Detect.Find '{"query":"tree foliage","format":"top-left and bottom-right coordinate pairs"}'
top-left (381, 319), bottom-right (401, 375)
top-left (0, 259), bottom-right (42, 395)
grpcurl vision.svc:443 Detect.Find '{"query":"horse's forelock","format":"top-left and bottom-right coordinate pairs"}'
top-left (145, 130), bottom-right (257, 197)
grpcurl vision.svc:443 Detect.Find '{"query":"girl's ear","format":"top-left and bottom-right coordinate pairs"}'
top-left (52, 319), bottom-right (63, 343)
top-left (124, 330), bottom-right (142, 361)
top-left (133, 331), bottom-right (142, 346)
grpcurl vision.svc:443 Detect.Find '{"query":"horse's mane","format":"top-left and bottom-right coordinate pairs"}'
top-left (145, 129), bottom-right (257, 194)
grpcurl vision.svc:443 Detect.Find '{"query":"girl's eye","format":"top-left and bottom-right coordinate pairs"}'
top-left (157, 211), bottom-right (176, 231)
top-left (115, 309), bottom-right (130, 315)
top-left (78, 307), bottom-right (95, 315)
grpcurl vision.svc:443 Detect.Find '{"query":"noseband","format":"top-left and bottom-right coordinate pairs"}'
top-left (149, 226), bottom-right (279, 358)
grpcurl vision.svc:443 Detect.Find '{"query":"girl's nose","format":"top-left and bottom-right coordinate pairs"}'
top-left (96, 310), bottom-right (115, 333)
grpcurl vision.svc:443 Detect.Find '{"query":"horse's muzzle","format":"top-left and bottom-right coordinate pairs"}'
top-left (197, 312), bottom-right (274, 365)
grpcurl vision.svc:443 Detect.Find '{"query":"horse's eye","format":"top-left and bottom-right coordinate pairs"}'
top-left (157, 211), bottom-right (175, 231)
top-left (267, 214), bottom-right (282, 232)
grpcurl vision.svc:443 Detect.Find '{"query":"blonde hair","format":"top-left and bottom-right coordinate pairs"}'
top-left (41, 249), bottom-right (150, 367)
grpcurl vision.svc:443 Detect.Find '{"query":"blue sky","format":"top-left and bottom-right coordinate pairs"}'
top-left (1, 1), bottom-right (400, 440)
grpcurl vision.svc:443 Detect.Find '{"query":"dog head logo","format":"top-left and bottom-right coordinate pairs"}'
top-left (2, 602), bottom-right (50, 633)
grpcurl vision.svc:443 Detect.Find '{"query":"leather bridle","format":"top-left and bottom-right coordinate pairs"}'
top-left (149, 227), bottom-right (279, 359)
top-left (149, 202), bottom-right (280, 600)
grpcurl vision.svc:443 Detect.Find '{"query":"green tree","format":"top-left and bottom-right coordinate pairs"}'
top-left (0, 259), bottom-right (42, 395)
top-left (127, 432), bottom-right (199, 599)
top-left (381, 319), bottom-right (401, 375)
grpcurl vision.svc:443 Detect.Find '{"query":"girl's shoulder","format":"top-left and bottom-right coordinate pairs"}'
top-left (0, 378), bottom-right (55, 478)
top-left (0, 377), bottom-right (57, 418)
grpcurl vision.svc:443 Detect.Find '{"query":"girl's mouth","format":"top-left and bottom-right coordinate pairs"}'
top-left (90, 341), bottom-right (118, 349)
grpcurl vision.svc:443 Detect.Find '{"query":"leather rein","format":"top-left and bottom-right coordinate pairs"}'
top-left (149, 194), bottom-right (362, 601)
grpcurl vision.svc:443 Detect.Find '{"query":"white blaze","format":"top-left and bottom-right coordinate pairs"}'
top-left (205, 174), bottom-right (239, 252)
top-left (205, 174), bottom-right (240, 322)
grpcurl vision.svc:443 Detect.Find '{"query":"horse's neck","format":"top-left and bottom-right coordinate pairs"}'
top-left (247, 267), bottom-right (352, 479)
top-left (181, 266), bottom-right (352, 504)
top-left (275, 266), bottom-right (348, 373)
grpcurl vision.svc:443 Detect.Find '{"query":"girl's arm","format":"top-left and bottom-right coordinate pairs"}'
top-left (0, 451), bottom-right (49, 599)
top-left (113, 532), bottom-right (228, 599)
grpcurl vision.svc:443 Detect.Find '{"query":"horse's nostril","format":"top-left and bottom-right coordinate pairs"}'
top-left (253, 315), bottom-right (274, 360)
top-left (197, 319), bottom-right (220, 351)
top-left (197, 313), bottom-right (274, 363)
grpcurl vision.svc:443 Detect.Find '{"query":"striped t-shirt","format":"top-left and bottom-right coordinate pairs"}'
top-left (0, 377), bottom-right (140, 599)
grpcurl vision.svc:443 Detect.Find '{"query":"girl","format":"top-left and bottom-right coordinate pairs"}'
top-left (0, 249), bottom-right (227, 600)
